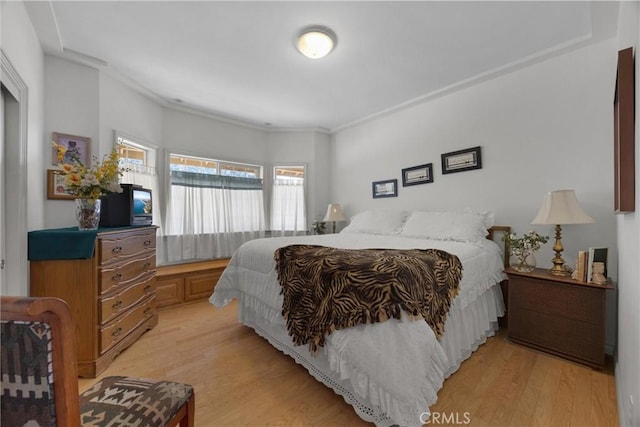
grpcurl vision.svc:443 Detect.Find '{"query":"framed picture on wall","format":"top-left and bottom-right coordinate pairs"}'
top-left (441, 146), bottom-right (482, 174)
top-left (52, 132), bottom-right (91, 166)
top-left (402, 163), bottom-right (433, 186)
top-left (614, 47), bottom-right (635, 213)
top-left (46, 169), bottom-right (74, 200)
top-left (372, 179), bottom-right (398, 198)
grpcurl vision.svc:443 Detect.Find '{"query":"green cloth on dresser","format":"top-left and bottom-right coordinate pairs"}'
top-left (28, 227), bottom-right (99, 260)
top-left (28, 225), bottom-right (148, 260)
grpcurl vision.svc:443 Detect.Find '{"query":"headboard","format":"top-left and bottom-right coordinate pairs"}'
top-left (487, 226), bottom-right (511, 269)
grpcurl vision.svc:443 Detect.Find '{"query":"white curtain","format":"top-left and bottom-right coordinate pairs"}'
top-left (271, 178), bottom-right (306, 236)
top-left (158, 171), bottom-right (265, 264)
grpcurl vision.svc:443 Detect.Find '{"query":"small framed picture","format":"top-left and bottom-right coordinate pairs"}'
top-left (52, 132), bottom-right (91, 166)
top-left (441, 146), bottom-right (482, 174)
top-left (372, 179), bottom-right (398, 198)
top-left (402, 163), bottom-right (433, 186)
top-left (47, 169), bottom-right (74, 200)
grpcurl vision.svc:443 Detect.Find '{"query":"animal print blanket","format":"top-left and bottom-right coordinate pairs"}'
top-left (274, 245), bottom-right (462, 354)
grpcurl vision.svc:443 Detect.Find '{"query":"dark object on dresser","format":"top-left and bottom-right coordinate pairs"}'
top-left (100, 183), bottom-right (153, 226)
top-left (506, 267), bottom-right (612, 368)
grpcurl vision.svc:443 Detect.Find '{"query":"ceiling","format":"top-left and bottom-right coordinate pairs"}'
top-left (25, 1), bottom-right (619, 132)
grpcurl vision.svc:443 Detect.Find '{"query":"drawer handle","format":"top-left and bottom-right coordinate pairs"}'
top-left (143, 262), bottom-right (151, 269)
top-left (112, 246), bottom-right (123, 254)
top-left (143, 240), bottom-right (152, 246)
top-left (112, 273), bottom-right (122, 282)
top-left (112, 300), bottom-right (123, 310)
top-left (112, 327), bottom-right (123, 337)
top-left (144, 285), bottom-right (152, 293)
top-left (144, 307), bottom-right (153, 317)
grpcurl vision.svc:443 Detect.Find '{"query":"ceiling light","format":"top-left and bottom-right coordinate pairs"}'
top-left (296, 26), bottom-right (337, 59)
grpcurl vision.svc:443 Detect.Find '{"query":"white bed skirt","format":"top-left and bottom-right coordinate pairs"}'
top-left (235, 284), bottom-right (505, 427)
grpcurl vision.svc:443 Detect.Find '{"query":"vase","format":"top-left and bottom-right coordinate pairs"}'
top-left (75, 198), bottom-right (101, 230)
top-left (510, 250), bottom-right (536, 273)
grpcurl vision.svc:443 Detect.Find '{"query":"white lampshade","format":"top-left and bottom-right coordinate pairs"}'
top-left (323, 203), bottom-right (347, 222)
top-left (531, 190), bottom-right (594, 225)
top-left (296, 26), bottom-right (337, 59)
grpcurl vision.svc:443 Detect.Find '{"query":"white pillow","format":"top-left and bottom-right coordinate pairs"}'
top-left (463, 208), bottom-right (495, 230)
top-left (400, 211), bottom-right (489, 242)
top-left (341, 210), bottom-right (408, 235)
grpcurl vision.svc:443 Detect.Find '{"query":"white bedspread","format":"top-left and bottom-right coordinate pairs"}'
top-left (211, 233), bottom-right (506, 426)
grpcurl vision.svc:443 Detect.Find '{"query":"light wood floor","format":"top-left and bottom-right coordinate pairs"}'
top-left (79, 300), bottom-right (619, 426)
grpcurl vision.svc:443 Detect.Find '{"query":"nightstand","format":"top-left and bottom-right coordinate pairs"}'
top-left (506, 267), bottom-right (613, 368)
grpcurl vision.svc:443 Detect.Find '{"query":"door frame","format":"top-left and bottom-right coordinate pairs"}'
top-left (1, 50), bottom-right (29, 295)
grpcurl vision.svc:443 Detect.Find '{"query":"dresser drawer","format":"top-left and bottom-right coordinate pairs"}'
top-left (510, 276), bottom-right (602, 323)
top-left (509, 308), bottom-right (603, 365)
top-left (97, 229), bottom-right (156, 266)
top-left (100, 296), bottom-right (157, 354)
top-left (98, 252), bottom-right (156, 294)
top-left (100, 275), bottom-right (156, 324)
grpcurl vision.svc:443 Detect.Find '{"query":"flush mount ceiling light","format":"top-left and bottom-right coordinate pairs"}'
top-left (296, 25), bottom-right (337, 59)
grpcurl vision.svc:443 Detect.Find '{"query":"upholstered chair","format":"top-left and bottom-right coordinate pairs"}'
top-left (1, 296), bottom-right (195, 426)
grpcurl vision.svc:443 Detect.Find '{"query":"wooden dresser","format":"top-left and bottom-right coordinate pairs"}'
top-left (506, 267), bottom-right (612, 368)
top-left (29, 226), bottom-right (158, 378)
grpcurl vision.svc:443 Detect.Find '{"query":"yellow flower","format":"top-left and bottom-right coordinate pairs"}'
top-left (52, 142), bottom-right (67, 163)
top-left (67, 173), bottom-right (82, 185)
top-left (52, 142), bottom-right (124, 198)
top-left (61, 163), bottom-right (75, 173)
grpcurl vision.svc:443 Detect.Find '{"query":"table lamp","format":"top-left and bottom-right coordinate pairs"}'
top-left (323, 203), bottom-right (347, 233)
top-left (531, 189), bottom-right (594, 276)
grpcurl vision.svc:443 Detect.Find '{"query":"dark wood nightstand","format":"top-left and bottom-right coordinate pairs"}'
top-left (505, 267), bottom-right (613, 368)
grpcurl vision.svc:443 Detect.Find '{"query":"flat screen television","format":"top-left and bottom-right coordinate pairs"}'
top-left (99, 184), bottom-right (153, 227)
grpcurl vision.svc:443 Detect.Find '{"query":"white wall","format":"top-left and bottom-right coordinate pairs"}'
top-left (266, 130), bottom-right (331, 229)
top-left (313, 132), bottom-right (331, 224)
top-left (98, 73), bottom-right (164, 157)
top-left (162, 108), bottom-right (268, 164)
top-left (331, 39), bottom-right (619, 350)
top-left (1, 1), bottom-right (45, 295)
top-left (614, 2), bottom-right (640, 426)
top-left (43, 55), bottom-right (100, 229)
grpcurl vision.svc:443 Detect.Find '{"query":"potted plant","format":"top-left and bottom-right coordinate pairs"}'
top-left (52, 142), bottom-right (124, 230)
top-left (504, 230), bottom-right (549, 272)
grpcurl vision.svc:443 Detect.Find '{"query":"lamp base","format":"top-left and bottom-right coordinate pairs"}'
top-left (549, 224), bottom-right (570, 276)
top-left (549, 263), bottom-right (570, 276)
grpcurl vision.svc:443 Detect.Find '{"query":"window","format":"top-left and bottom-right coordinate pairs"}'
top-left (118, 142), bottom-right (146, 166)
top-left (116, 134), bottom-right (159, 226)
top-left (271, 165), bottom-right (306, 233)
top-left (169, 154), bottom-right (217, 174)
top-left (164, 153), bottom-right (265, 261)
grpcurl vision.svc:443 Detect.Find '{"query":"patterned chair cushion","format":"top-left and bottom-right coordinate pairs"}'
top-left (1, 320), bottom-right (56, 427)
top-left (79, 376), bottom-right (193, 427)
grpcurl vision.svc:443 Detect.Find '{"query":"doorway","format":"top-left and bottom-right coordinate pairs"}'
top-left (1, 51), bottom-right (28, 296)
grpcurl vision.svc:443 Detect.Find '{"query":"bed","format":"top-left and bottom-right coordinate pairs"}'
top-left (210, 210), bottom-right (508, 427)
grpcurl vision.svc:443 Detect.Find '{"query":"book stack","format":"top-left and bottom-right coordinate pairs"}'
top-left (574, 250), bottom-right (588, 282)
top-left (572, 247), bottom-right (608, 283)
